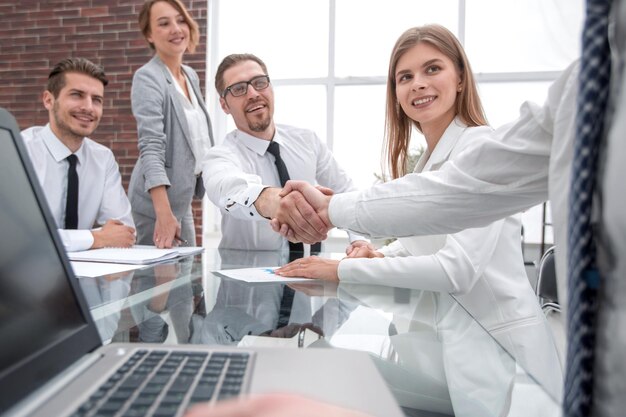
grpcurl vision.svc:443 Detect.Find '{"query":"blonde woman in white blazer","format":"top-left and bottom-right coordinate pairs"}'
top-left (277, 25), bottom-right (562, 404)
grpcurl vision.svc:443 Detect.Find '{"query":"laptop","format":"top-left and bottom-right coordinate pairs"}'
top-left (0, 108), bottom-right (403, 417)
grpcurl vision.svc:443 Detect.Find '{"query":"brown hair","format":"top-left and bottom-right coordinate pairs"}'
top-left (383, 24), bottom-right (487, 179)
top-left (215, 53), bottom-right (269, 95)
top-left (138, 0), bottom-right (200, 53)
top-left (46, 58), bottom-right (108, 98)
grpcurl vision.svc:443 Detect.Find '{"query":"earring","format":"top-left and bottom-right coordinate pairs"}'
top-left (457, 86), bottom-right (462, 92)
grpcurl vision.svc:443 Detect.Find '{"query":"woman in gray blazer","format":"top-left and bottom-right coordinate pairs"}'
top-left (129, 0), bottom-right (214, 248)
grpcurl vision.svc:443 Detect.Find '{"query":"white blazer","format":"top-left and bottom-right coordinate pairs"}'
top-left (338, 118), bottom-right (562, 398)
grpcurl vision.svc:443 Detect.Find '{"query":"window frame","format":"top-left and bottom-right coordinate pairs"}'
top-left (203, 0), bottom-right (574, 245)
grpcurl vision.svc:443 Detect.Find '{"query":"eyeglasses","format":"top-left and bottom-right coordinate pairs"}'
top-left (222, 75), bottom-right (271, 98)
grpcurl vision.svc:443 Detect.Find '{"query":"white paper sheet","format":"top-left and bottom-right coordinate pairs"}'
top-left (238, 329), bottom-right (322, 348)
top-left (213, 267), bottom-right (317, 283)
top-left (70, 261), bottom-right (145, 278)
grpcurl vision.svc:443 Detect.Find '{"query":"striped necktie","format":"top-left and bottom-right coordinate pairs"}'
top-left (564, 1), bottom-right (612, 415)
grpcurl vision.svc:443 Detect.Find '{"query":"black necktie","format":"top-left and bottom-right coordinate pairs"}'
top-left (266, 141), bottom-right (289, 187)
top-left (266, 141), bottom-right (321, 253)
top-left (266, 142), bottom-right (299, 328)
top-left (65, 154), bottom-right (79, 229)
top-left (276, 284), bottom-right (294, 329)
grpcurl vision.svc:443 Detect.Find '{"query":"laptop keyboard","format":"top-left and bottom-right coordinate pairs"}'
top-left (70, 349), bottom-right (251, 417)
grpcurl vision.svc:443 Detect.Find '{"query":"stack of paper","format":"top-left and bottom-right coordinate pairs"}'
top-left (67, 245), bottom-right (204, 265)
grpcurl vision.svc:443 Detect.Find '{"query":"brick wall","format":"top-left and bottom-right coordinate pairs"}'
top-left (0, 0), bottom-right (208, 245)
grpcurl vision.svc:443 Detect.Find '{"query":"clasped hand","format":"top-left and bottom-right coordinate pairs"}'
top-left (270, 180), bottom-right (334, 244)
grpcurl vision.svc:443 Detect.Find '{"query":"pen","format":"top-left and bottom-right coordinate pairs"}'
top-left (174, 234), bottom-right (188, 246)
top-left (298, 328), bottom-right (305, 348)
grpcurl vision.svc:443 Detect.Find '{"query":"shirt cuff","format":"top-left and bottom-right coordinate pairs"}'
top-left (347, 231), bottom-right (368, 244)
top-left (337, 258), bottom-right (365, 283)
top-left (329, 192), bottom-right (358, 232)
top-left (60, 229), bottom-right (95, 252)
top-left (224, 184), bottom-right (268, 220)
top-left (377, 239), bottom-right (405, 257)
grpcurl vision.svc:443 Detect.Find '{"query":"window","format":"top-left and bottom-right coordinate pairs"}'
top-left (205, 0), bottom-right (584, 245)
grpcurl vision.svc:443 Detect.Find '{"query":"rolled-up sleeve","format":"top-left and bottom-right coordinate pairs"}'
top-left (131, 69), bottom-right (171, 192)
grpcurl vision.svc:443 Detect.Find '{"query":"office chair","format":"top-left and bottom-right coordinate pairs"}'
top-left (535, 246), bottom-right (559, 314)
top-left (535, 246), bottom-right (565, 368)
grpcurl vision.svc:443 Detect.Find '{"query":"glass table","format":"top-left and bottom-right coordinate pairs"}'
top-left (78, 249), bottom-right (563, 417)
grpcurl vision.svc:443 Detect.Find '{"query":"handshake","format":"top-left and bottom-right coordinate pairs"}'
top-left (255, 180), bottom-right (335, 244)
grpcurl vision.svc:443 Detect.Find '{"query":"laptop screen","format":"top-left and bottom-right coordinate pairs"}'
top-left (0, 109), bottom-right (101, 412)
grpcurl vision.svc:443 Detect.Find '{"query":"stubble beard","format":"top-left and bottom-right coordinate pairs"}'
top-left (248, 116), bottom-right (271, 133)
top-left (52, 101), bottom-right (96, 142)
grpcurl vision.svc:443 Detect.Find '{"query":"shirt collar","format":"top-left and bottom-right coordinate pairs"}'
top-left (41, 124), bottom-right (85, 164)
top-left (424, 117), bottom-right (468, 168)
top-left (233, 128), bottom-right (281, 156)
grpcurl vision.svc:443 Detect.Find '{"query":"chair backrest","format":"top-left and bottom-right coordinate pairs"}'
top-left (536, 246), bottom-right (559, 311)
top-left (534, 246), bottom-right (566, 369)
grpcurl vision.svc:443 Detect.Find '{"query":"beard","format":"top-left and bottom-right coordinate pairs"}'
top-left (52, 101), bottom-right (97, 140)
top-left (247, 115), bottom-right (271, 133)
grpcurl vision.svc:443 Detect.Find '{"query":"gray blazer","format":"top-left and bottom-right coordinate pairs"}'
top-left (128, 55), bottom-right (214, 222)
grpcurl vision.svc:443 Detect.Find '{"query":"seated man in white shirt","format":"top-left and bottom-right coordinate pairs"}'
top-left (21, 57), bottom-right (135, 252)
top-left (203, 53), bottom-right (367, 251)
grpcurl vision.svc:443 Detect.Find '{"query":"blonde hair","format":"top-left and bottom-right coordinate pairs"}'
top-left (383, 24), bottom-right (487, 179)
top-left (138, 0), bottom-right (200, 53)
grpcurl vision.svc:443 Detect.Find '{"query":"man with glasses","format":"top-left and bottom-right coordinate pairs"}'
top-left (203, 53), bottom-right (368, 252)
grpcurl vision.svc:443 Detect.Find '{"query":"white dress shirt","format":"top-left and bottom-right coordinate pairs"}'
top-left (203, 124), bottom-right (364, 250)
top-left (167, 67), bottom-right (211, 175)
top-left (330, 61), bottom-right (579, 309)
top-left (336, 120), bottom-right (563, 396)
top-left (21, 125), bottom-right (134, 252)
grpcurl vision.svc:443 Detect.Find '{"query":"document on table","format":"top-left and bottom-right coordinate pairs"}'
top-left (70, 261), bottom-right (145, 278)
top-left (67, 245), bottom-right (204, 265)
top-left (213, 267), bottom-right (316, 283)
top-left (238, 328), bottom-right (322, 348)
top-left (173, 246), bottom-right (205, 256)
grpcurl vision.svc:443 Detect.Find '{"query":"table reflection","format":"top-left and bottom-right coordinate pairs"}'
top-left (78, 271), bottom-right (132, 342)
top-left (81, 249), bottom-right (562, 417)
top-left (334, 284), bottom-right (562, 416)
top-left (190, 249), bottom-right (357, 347)
top-left (129, 259), bottom-right (195, 343)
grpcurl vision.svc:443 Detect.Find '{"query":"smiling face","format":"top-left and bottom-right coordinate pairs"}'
top-left (146, 1), bottom-right (190, 58)
top-left (394, 42), bottom-right (461, 142)
top-left (43, 71), bottom-right (104, 147)
top-left (219, 60), bottom-right (275, 140)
